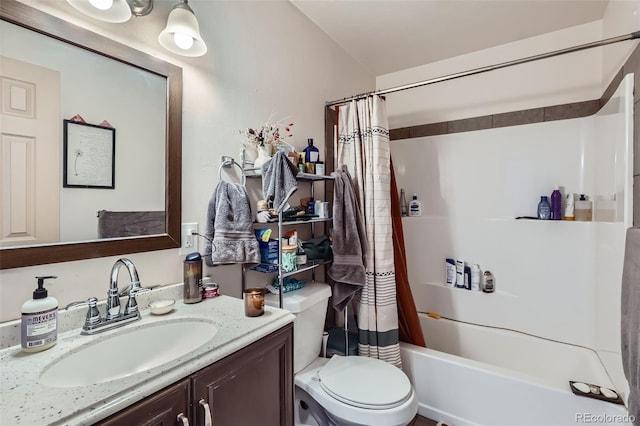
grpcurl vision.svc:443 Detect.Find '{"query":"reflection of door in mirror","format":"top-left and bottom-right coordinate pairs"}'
top-left (1, 56), bottom-right (61, 247)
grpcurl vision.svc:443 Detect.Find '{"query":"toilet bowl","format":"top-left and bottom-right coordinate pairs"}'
top-left (295, 356), bottom-right (417, 426)
top-left (265, 283), bottom-right (418, 426)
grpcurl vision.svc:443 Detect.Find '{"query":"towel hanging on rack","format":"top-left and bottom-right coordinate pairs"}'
top-left (261, 151), bottom-right (298, 213)
top-left (204, 180), bottom-right (259, 266)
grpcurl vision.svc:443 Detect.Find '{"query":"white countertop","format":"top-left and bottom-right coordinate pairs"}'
top-left (0, 285), bottom-right (295, 425)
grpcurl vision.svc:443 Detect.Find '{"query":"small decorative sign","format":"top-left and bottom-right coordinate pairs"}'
top-left (63, 119), bottom-right (115, 189)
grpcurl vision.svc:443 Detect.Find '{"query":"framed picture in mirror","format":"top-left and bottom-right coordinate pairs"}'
top-left (63, 119), bottom-right (115, 189)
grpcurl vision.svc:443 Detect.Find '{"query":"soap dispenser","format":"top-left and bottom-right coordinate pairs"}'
top-left (22, 276), bottom-right (58, 353)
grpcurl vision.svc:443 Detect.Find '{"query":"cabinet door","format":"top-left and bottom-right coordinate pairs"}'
top-left (95, 379), bottom-right (190, 426)
top-left (192, 324), bottom-right (293, 426)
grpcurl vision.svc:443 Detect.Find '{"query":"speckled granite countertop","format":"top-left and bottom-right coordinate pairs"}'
top-left (0, 284), bottom-right (295, 425)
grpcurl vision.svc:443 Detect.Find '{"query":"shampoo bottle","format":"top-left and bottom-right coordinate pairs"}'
top-left (550, 186), bottom-right (562, 220)
top-left (575, 194), bottom-right (592, 221)
top-left (482, 271), bottom-right (495, 293)
top-left (564, 193), bottom-right (575, 221)
top-left (409, 193), bottom-right (422, 216)
top-left (471, 264), bottom-right (481, 291)
top-left (22, 276), bottom-right (58, 352)
top-left (445, 258), bottom-right (456, 286)
top-left (537, 196), bottom-right (551, 220)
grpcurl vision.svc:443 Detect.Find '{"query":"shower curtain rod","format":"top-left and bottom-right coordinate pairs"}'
top-left (326, 30), bottom-right (640, 107)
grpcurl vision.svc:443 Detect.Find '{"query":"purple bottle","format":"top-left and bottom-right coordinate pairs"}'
top-left (550, 186), bottom-right (563, 220)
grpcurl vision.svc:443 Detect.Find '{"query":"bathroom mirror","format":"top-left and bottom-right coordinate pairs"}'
top-left (0, 0), bottom-right (182, 269)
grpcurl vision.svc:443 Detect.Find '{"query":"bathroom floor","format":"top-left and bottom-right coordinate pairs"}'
top-left (409, 414), bottom-right (439, 426)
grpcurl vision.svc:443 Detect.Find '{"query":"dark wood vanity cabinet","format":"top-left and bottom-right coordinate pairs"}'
top-left (95, 324), bottom-right (293, 426)
top-left (96, 379), bottom-right (190, 426)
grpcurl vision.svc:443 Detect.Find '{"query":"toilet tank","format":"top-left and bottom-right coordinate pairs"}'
top-left (265, 282), bottom-right (332, 373)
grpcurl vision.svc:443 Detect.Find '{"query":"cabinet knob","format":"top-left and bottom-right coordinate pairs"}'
top-left (199, 398), bottom-right (213, 426)
top-left (177, 413), bottom-right (190, 426)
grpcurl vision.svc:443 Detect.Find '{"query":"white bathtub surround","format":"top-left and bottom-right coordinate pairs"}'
top-left (336, 96), bottom-right (402, 366)
top-left (0, 284), bottom-right (295, 425)
top-left (392, 74), bottom-right (634, 417)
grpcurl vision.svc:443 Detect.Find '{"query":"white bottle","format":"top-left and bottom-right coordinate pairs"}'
top-left (471, 264), bottom-right (481, 291)
top-left (21, 276), bottom-right (58, 353)
top-left (409, 193), bottom-right (422, 216)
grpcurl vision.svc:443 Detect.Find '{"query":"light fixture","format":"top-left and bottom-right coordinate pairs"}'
top-left (66, 0), bottom-right (153, 23)
top-left (158, 0), bottom-right (207, 57)
top-left (66, 0), bottom-right (207, 58)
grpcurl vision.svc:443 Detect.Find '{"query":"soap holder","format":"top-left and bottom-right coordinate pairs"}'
top-left (569, 381), bottom-right (624, 405)
top-left (149, 299), bottom-right (176, 315)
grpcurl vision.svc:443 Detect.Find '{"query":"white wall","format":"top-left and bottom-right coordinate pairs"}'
top-left (0, 0), bottom-right (373, 322)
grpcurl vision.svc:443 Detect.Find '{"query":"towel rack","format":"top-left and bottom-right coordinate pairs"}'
top-left (219, 156), bottom-right (247, 185)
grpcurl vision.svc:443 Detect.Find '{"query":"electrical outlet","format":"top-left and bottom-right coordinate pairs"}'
top-left (180, 222), bottom-right (198, 255)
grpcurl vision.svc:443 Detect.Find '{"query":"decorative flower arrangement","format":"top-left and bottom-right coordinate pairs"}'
top-left (240, 114), bottom-right (294, 148)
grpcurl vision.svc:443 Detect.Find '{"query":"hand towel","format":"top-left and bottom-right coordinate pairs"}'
top-left (261, 151), bottom-right (298, 213)
top-left (621, 226), bottom-right (640, 423)
top-left (327, 165), bottom-right (367, 311)
top-left (204, 181), bottom-right (260, 266)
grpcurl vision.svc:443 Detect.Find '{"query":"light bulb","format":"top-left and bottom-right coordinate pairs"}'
top-left (173, 32), bottom-right (194, 50)
top-left (88, 0), bottom-right (114, 10)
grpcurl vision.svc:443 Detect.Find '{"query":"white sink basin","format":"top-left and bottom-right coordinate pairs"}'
top-left (39, 319), bottom-right (218, 388)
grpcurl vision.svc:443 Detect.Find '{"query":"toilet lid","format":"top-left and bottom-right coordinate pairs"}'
top-left (318, 356), bottom-right (412, 410)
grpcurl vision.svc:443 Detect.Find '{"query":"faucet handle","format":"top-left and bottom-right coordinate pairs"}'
top-left (66, 297), bottom-right (102, 328)
top-left (84, 297), bottom-right (102, 325)
top-left (123, 286), bottom-right (150, 316)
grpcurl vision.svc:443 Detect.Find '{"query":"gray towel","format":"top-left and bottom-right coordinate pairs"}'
top-left (204, 181), bottom-right (260, 266)
top-left (327, 165), bottom-right (367, 311)
top-left (97, 210), bottom-right (165, 238)
top-left (621, 226), bottom-right (640, 423)
top-left (261, 151), bottom-right (298, 213)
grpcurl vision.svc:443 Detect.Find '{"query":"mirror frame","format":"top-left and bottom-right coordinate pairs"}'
top-left (0, 0), bottom-right (182, 269)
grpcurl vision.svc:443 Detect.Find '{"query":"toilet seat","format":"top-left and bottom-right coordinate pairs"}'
top-left (318, 356), bottom-right (412, 410)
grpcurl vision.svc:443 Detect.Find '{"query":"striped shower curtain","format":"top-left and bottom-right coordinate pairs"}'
top-left (336, 95), bottom-right (401, 367)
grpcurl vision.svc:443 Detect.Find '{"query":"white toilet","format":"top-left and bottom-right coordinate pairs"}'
top-left (265, 282), bottom-right (418, 426)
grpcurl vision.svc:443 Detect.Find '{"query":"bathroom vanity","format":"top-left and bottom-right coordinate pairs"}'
top-left (0, 286), bottom-right (295, 425)
top-left (96, 324), bottom-right (293, 426)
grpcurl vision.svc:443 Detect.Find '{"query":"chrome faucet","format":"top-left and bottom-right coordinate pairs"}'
top-left (67, 258), bottom-right (150, 335)
top-left (107, 258), bottom-right (143, 320)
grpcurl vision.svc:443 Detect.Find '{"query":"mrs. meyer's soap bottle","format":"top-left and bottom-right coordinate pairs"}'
top-left (22, 276), bottom-right (58, 352)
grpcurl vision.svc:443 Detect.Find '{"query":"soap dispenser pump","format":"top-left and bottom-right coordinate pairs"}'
top-left (21, 276), bottom-right (58, 352)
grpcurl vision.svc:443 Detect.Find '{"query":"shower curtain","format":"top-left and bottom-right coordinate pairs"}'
top-left (336, 95), bottom-right (401, 367)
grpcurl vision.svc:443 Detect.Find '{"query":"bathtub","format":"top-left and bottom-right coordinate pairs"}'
top-left (399, 314), bottom-right (633, 426)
